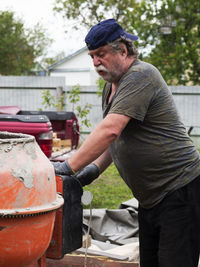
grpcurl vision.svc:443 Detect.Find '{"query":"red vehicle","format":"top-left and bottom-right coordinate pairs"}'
top-left (0, 106), bottom-right (80, 159)
top-left (0, 113), bottom-right (53, 157)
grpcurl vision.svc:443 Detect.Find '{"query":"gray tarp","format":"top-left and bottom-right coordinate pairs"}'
top-left (83, 198), bottom-right (139, 245)
top-left (78, 198), bottom-right (140, 261)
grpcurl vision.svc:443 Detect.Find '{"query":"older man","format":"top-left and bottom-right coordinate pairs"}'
top-left (53, 19), bottom-right (200, 267)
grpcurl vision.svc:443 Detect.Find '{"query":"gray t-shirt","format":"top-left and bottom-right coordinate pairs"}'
top-left (102, 59), bottom-right (200, 208)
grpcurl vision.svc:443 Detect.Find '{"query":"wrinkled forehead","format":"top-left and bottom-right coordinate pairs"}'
top-left (88, 45), bottom-right (112, 57)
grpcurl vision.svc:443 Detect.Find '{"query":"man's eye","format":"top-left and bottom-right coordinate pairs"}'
top-left (99, 53), bottom-right (105, 58)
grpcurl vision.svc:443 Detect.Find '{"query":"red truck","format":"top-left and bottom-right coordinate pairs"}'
top-left (0, 106), bottom-right (80, 160)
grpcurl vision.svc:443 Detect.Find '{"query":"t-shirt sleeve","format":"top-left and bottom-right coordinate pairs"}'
top-left (108, 71), bottom-right (155, 121)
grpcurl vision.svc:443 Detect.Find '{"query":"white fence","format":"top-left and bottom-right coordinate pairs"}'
top-left (0, 76), bottom-right (65, 110)
top-left (0, 77), bottom-right (200, 142)
top-left (0, 76), bottom-right (102, 137)
top-left (170, 86), bottom-right (200, 129)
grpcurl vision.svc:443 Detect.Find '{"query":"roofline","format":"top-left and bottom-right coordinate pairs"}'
top-left (48, 46), bottom-right (88, 70)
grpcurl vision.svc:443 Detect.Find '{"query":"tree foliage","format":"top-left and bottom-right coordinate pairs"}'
top-left (54, 0), bottom-right (200, 85)
top-left (0, 11), bottom-right (52, 75)
top-left (129, 0), bottom-right (200, 85)
top-left (53, 0), bottom-right (139, 29)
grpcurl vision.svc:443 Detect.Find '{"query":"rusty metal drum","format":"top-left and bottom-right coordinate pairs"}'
top-left (0, 132), bottom-right (63, 267)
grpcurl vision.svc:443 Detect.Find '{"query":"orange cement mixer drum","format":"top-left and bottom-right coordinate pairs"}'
top-left (0, 132), bottom-right (63, 267)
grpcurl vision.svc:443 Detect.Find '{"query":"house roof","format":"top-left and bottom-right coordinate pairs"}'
top-left (47, 46), bottom-right (88, 71)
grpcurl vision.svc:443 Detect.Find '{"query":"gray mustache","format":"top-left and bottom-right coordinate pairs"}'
top-left (95, 65), bottom-right (108, 72)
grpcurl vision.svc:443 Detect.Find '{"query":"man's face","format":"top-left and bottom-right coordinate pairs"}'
top-left (89, 45), bottom-right (126, 83)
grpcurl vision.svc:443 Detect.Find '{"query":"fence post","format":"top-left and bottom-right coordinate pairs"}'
top-left (56, 86), bottom-right (65, 111)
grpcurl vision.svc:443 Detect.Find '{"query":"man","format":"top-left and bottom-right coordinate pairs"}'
top-left (53, 19), bottom-right (200, 266)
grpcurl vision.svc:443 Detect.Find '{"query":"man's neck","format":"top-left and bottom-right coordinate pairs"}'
top-left (112, 57), bottom-right (136, 90)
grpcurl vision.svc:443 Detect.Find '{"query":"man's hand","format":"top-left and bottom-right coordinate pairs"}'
top-left (51, 161), bottom-right (75, 176)
top-left (75, 163), bottom-right (100, 186)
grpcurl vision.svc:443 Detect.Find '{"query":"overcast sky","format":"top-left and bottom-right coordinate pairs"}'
top-left (0, 0), bottom-right (87, 57)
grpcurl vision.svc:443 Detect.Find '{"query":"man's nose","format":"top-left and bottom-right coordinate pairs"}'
top-left (93, 55), bottom-right (101, 67)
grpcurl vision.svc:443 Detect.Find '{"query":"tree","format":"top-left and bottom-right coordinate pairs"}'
top-left (54, 0), bottom-right (200, 85)
top-left (129, 0), bottom-right (200, 85)
top-left (53, 0), bottom-right (139, 29)
top-left (0, 11), bottom-right (52, 75)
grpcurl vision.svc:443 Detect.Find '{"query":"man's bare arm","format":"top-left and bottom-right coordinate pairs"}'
top-left (68, 113), bottom-right (130, 172)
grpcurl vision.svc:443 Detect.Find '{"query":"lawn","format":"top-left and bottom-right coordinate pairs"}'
top-left (83, 163), bottom-right (133, 209)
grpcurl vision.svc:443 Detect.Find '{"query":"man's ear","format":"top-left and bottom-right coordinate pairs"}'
top-left (120, 43), bottom-right (128, 57)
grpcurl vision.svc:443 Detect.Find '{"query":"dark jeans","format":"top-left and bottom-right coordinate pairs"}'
top-left (138, 175), bottom-right (200, 267)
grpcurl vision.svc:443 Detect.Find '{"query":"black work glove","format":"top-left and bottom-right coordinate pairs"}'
top-left (75, 163), bottom-right (100, 186)
top-left (51, 160), bottom-right (75, 176)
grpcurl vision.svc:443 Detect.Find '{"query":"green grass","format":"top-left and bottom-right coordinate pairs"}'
top-left (83, 164), bottom-right (133, 209)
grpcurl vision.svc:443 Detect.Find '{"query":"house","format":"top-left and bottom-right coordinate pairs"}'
top-left (47, 47), bottom-right (99, 86)
top-left (47, 47), bottom-right (102, 137)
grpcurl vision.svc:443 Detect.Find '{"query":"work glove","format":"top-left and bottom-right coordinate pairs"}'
top-left (51, 160), bottom-right (75, 176)
top-left (75, 163), bottom-right (100, 186)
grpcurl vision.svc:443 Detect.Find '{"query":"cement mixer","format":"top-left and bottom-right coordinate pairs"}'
top-left (0, 132), bottom-right (83, 267)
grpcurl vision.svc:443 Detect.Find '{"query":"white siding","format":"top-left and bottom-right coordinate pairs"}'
top-left (49, 48), bottom-right (99, 86)
top-left (57, 50), bottom-right (92, 69)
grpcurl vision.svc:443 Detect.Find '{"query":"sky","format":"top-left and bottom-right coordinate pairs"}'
top-left (0, 0), bottom-right (87, 58)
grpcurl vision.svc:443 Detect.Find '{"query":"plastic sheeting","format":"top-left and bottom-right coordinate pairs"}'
top-left (83, 198), bottom-right (139, 245)
top-left (80, 198), bottom-right (139, 261)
